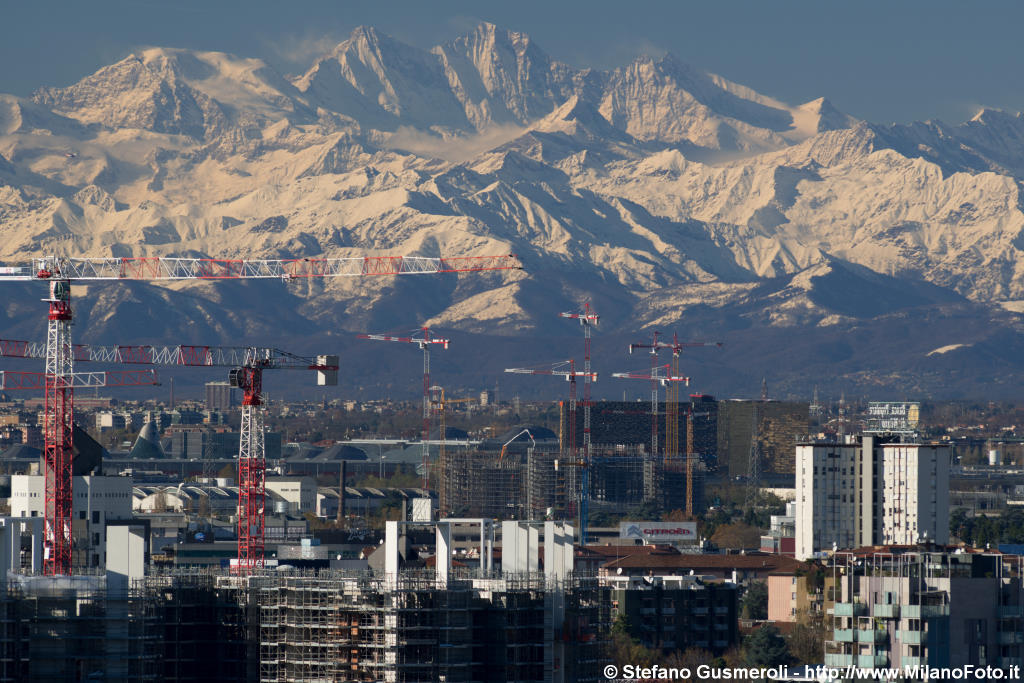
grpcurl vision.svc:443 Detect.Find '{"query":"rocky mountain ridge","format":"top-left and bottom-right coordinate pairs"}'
top-left (2, 22), bottom-right (1024, 398)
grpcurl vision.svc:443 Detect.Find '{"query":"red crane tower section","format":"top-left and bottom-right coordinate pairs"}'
top-left (0, 253), bottom-right (521, 574)
top-left (0, 338), bottom-right (337, 572)
top-left (559, 304), bottom-right (599, 459)
top-left (504, 360), bottom-right (598, 459)
top-left (0, 356), bottom-right (158, 576)
top-left (612, 362), bottom-right (690, 458)
top-left (357, 327), bottom-right (450, 489)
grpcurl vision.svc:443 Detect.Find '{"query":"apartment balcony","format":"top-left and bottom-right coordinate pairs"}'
top-left (834, 602), bottom-right (867, 617)
top-left (857, 654), bottom-right (888, 668)
top-left (859, 628), bottom-right (888, 643)
top-left (1000, 657), bottom-right (1022, 668)
top-left (873, 604), bottom-right (899, 619)
top-left (902, 656), bottom-right (923, 667)
top-left (691, 606), bottom-right (709, 615)
top-left (1000, 605), bottom-right (1024, 618)
top-left (824, 653), bottom-right (854, 667)
top-left (714, 606), bottom-right (730, 615)
top-left (834, 629), bottom-right (855, 642)
top-left (897, 630), bottom-right (923, 645)
top-left (999, 632), bottom-right (1024, 645)
top-left (904, 604), bottom-right (949, 618)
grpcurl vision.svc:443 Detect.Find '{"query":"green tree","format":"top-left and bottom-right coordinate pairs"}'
top-left (743, 624), bottom-right (791, 667)
top-left (788, 610), bottom-right (827, 664)
top-left (712, 522), bottom-right (761, 550)
top-left (741, 580), bottom-right (769, 620)
top-left (610, 615), bottom-right (656, 669)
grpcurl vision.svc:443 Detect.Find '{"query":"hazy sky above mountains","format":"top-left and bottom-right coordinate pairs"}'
top-left (2, 0), bottom-right (1022, 125)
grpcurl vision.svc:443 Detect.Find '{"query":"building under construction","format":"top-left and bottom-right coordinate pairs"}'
top-left (443, 444), bottom-right (705, 520)
top-left (0, 521), bottom-right (609, 682)
top-left (560, 398), bottom-right (719, 462)
top-left (254, 569), bottom-right (607, 682)
top-left (717, 399), bottom-right (809, 477)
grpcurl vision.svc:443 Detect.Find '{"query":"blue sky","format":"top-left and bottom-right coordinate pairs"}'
top-left (2, 0), bottom-right (1022, 124)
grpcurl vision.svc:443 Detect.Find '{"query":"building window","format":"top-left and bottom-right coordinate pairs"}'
top-left (92, 511), bottom-right (100, 524)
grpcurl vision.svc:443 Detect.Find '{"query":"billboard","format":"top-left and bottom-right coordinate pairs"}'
top-left (864, 402), bottom-right (920, 435)
top-left (619, 521), bottom-right (698, 544)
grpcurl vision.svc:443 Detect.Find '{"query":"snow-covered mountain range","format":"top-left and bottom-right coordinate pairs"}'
top-left (3, 23), bottom-right (1024, 398)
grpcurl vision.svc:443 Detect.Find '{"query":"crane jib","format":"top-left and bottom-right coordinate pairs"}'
top-left (0, 254), bottom-right (522, 281)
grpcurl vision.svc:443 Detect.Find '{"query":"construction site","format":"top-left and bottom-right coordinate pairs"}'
top-left (0, 258), bottom-right (723, 681)
top-left (443, 445), bottom-right (706, 521)
top-left (0, 519), bottom-right (610, 682)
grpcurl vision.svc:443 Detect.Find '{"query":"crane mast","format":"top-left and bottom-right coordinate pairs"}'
top-left (504, 360), bottom-right (596, 533)
top-left (0, 252), bottom-right (519, 574)
top-left (357, 328), bottom-right (450, 490)
top-left (0, 336), bottom-right (336, 572)
top-left (429, 387), bottom-right (475, 517)
top-left (558, 303), bottom-right (599, 544)
top-left (45, 279), bottom-right (74, 575)
top-left (612, 363), bottom-right (690, 458)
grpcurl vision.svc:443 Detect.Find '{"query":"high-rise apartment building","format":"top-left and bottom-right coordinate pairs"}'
top-left (795, 435), bottom-right (950, 560)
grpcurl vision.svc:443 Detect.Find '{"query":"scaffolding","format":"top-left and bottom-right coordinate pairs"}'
top-left (445, 450), bottom-right (529, 519)
top-left (0, 565), bottom-right (610, 683)
top-left (141, 571), bottom-right (252, 681)
top-left (252, 569), bottom-right (608, 683)
top-left (588, 448), bottom-right (647, 510)
top-left (0, 574), bottom-right (159, 681)
top-left (445, 445), bottom-right (703, 524)
top-left (527, 450), bottom-right (566, 519)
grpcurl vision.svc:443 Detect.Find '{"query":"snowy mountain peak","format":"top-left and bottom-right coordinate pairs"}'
top-left (531, 95), bottom-right (628, 140)
top-left (795, 97), bottom-right (860, 134)
top-left (296, 26), bottom-right (470, 132)
top-left (7, 24), bottom-right (1024, 397)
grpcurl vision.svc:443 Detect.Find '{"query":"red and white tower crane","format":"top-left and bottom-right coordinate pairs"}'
top-left (357, 327), bottom-right (450, 489)
top-left (628, 333), bottom-right (722, 460)
top-left (0, 358), bottom-right (158, 575)
top-left (504, 360), bottom-right (597, 538)
top-left (660, 334), bottom-right (721, 517)
top-left (559, 303), bottom-right (599, 461)
top-left (504, 360), bottom-right (598, 461)
top-left (612, 362), bottom-right (690, 458)
top-left (0, 338), bottom-right (337, 572)
top-left (0, 253), bottom-right (520, 574)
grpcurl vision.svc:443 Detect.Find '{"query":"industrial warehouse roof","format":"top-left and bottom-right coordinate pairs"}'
top-left (132, 484), bottom-right (287, 511)
top-left (479, 425), bottom-right (558, 452)
top-left (600, 552), bottom-right (807, 573)
top-left (0, 443), bottom-right (41, 460)
top-left (299, 443), bottom-right (368, 462)
top-left (316, 486), bottom-right (433, 500)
